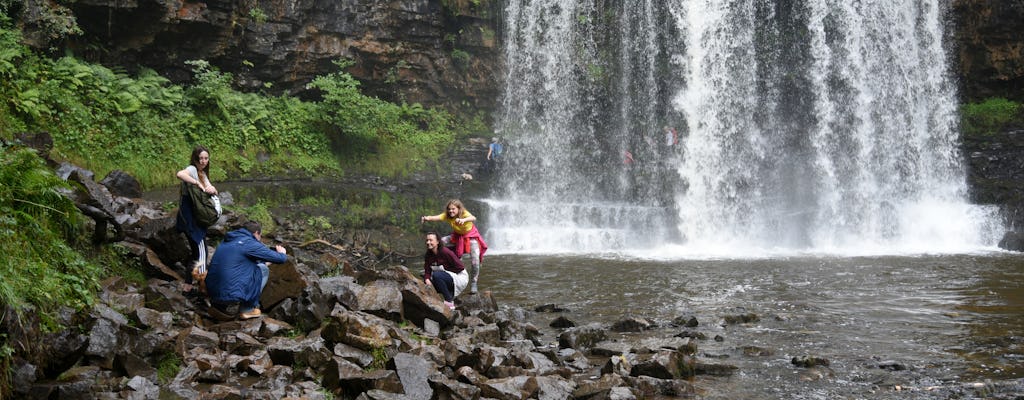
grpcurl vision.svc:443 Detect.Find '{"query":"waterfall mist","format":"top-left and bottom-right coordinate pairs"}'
top-left (486, 0), bottom-right (1002, 256)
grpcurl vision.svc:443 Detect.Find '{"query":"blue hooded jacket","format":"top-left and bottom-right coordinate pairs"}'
top-left (205, 228), bottom-right (288, 309)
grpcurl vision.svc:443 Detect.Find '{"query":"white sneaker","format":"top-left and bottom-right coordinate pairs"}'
top-left (470, 281), bottom-right (478, 294)
top-left (444, 301), bottom-right (455, 311)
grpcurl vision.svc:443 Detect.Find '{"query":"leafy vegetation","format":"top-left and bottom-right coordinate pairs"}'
top-left (961, 97), bottom-right (1023, 137)
top-left (0, 14), bottom-right (460, 188)
top-left (0, 145), bottom-right (105, 397)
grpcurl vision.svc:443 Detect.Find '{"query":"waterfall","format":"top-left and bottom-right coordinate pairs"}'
top-left (487, 0), bottom-right (1002, 256)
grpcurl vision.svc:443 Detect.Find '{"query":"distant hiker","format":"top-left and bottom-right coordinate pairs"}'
top-left (487, 137), bottom-right (504, 162)
top-left (422, 231), bottom-right (468, 311)
top-left (205, 221), bottom-right (287, 320)
top-left (175, 145), bottom-right (221, 292)
top-left (420, 199), bottom-right (488, 294)
top-left (664, 126), bottom-right (679, 147)
top-left (623, 150), bottom-right (635, 165)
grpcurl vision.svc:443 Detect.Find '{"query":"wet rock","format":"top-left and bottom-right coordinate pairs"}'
top-left (86, 318), bottom-right (124, 369)
top-left (100, 169), bottom-right (142, 198)
top-left (11, 361), bottom-right (38, 396)
top-left (998, 231), bottom-right (1024, 251)
top-left (626, 375), bottom-right (696, 398)
top-left (559, 324), bottom-right (608, 351)
top-left (124, 375), bottom-right (159, 399)
top-left (358, 280), bottom-right (405, 322)
top-left (635, 337), bottom-right (690, 354)
top-left (316, 275), bottom-right (363, 311)
top-left (114, 353), bottom-right (158, 383)
top-left (695, 361), bottom-right (738, 376)
top-left (878, 360), bottom-right (908, 371)
top-left (321, 306), bottom-right (393, 351)
top-left (479, 375), bottom-right (538, 400)
top-left (601, 354), bottom-right (634, 377)
top-left (740, 345), bottom-right (774, 357)
top-left (261, 258), bottom-right (310, 311)
top-left (266, 335), bottom-right (331, 372)
top-left (321, 356), bottom-right (363, 390)
top-left (591, 341), bottom-right (633, 357)
top-left (535, 303), bottom-right (570, 313)
top-left (458, 291), bottom-right (500, 313)
top-left (550, 316), bottom-right (576, 328)
top-left (466, 323), bottom-right (502, 346)
top-left (798, 365), bottom-right (835, 381)
top-left (258, 317), bottom-right (294, 338)
top-left (334, 342), bottom-right (376, 368)
top-left (429, 374), bottom-right (482, 399)
top-left (558, 348), bottom-right (592, 371)
top-left (356, 389), bottom-right (408, 400)
top-left (390, 353), bottom-right (436, 400)
top-left (134, 308), bottom-right (173, 331)
top-left (337, 369), bottom-right (404, 395)
top-left (723, 313), bottom-right (760, 325)
top-left (534, 375), bottom-right (577, 400)
top-left (610, 317), bottom-right (654, 332)
top-left (791, 355), bottom-right (831, 368)
top-left (673, 315), bottom-right (699, 328)
top-left (608, 386), bottom-right (638, 400)
top-left (630, 350), bottom-right (694, 379)
top-left (675, 330), bottom-right (707, 340)
top-left (143, 279), bottom-right (189, 314)
top-left (175, 326), bottom-right (220, 355)
top-left (67, 168), bottom-right (125, 243)
top-left (573, 374), bottom-right (626, 399)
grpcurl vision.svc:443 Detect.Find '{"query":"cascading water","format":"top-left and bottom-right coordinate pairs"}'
top-left (487, 0), bottom-right (1003, 255)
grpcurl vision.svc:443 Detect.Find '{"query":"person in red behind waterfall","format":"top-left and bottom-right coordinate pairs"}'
top-left (420, 199), bottom-right (488, 294)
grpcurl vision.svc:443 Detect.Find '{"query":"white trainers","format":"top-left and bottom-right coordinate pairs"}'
top-left (470, 281), bottom-right (478, 294)
top-left (444, 301), bottom-right (455, 311)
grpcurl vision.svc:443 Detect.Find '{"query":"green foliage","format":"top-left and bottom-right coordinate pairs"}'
top-left (156, 352), bottom-right (182, 384)
top-left (450, 49), bottom-right (471, 69)
top-left (248, 7), bottom-right (268, 24)
top-left (961, 97), bottom-right (1023, 137)
top-left (234, 199), bottom-right (276, 234)
top-left (0, 146), bottom-right (102, 331)
top-left (308, 59), bottom-right (456, 177)
top-left (306, 215), bottom-right (332, 230)
top-left (1, 22), bottom-right (461, 185)
top-left (367, 347), bottom-right (388, 371)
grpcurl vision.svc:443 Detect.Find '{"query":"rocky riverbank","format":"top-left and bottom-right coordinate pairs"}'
top-left (3, 149), bottom-right (735, 399)
top-left (6, 138), bottom-right (1024, 399)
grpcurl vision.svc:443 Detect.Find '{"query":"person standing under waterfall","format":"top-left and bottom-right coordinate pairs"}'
top-left (176, 145), bottom-right (218, 292)
top-left (420, 199), bottom-right (488, 294)
top-left (422, 231), bottom-right (468, 311)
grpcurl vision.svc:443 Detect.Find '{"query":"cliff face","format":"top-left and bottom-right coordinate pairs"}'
top-left (41, 0), bottom-right (501, 111)
top-left (953, 0), bottom-right (1024, 102)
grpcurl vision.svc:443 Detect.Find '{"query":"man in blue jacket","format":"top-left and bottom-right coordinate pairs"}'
top-left (205, 221), bottom-right (288, 319)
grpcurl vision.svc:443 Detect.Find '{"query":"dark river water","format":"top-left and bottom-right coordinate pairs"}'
top-left (478, 253), bottom-right (1024, 399)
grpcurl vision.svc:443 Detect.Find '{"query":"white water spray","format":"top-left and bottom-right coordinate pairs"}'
top-left (488, 0), bottom-right (1002, 256)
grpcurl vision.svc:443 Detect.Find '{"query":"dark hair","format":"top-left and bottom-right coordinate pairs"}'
top-left (425, 231), bottom-right (440, 241)
top-left (190, 145), bottom-right (211, 177)
top-left (243, 220), bottom-right (262, 235)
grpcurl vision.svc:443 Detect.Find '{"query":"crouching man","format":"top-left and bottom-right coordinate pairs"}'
top-left (206, 221), bottom-right (287, 319)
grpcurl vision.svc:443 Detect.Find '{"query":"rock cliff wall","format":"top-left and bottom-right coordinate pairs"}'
top-left (43, 0), bottom-right (501, 112)
top-left (953, 0), bottom-right (1024, 102)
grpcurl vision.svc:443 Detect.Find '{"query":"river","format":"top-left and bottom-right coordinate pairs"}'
top-left (480, 252), bottom-right (1024, 399)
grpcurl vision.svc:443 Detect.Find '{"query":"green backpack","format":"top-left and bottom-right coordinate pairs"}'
top-left (182, 183), bottom-right (220, 227)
